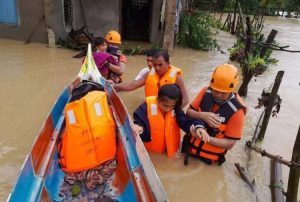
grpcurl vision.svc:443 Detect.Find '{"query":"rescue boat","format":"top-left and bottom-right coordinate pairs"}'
top-left (7, 44), bottom-right (167, 202)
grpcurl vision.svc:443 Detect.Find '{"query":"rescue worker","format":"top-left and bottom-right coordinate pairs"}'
top-left (186, 64), bottom-right (247, 165)
top-left (114, 50), bottom-right (189, 107)
top-left (104, 30), bottom-right (127, 83)
top-left (133, 84), bottom-right (209, 158)
top-left (134, 48), bottom-right (159, 81)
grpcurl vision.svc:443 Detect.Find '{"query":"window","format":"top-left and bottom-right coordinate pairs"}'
top-left (63, 0), bottom-right (73, 32)
top-left (0, 0), bottom-right (18, 24)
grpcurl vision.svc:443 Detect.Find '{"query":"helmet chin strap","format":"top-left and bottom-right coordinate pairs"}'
top-left (214, 98), bottom-right (224, 105)
top-left (214, 93), bottom-right (234, 105)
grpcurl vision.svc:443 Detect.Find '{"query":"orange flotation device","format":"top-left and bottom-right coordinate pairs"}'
top-left (144, 65), bottom-right (182, 97)
top-left (59, 90), bottom-right (116, 172)
top-left (144, 96), bottom-right (181, 157)
top-left (187, 88), bottom-right (246, 164)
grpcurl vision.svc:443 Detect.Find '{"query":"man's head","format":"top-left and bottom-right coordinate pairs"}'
top-left (210, 64), bottom-right (239, 103)
top-left (105, 30), bottom-right (121, 46)
top-left (105, 30), bottom-right (121, 55)
top-left (145, 48), bottom-right (159, 68)
top-left (152, 50), bottom-right (170, 76)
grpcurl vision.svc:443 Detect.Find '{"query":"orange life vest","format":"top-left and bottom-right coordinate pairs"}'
top-left (144, 96), bottom-right (181, 157)
top-left (59, 91), bottom-right (116, 172)
top-left (188, 88), bottom-right (246, 164)
top-left (144, 65), bottom-right (182, 97)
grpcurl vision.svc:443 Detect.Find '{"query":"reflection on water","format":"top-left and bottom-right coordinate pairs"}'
top-left (1, 16), bottom-right (300, 201)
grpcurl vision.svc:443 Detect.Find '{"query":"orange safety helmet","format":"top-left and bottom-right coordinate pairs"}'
top-left (210, 64), bottom-right (239, 92)
top-left (105, 30), bottom-right (121, 44)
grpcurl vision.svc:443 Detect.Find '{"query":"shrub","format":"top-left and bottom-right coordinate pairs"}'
top-left (178, 11), bottom-right (220, 51)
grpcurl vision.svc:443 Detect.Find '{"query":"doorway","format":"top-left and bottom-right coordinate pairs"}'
top-left (121, 0), bottom-right (152, 41)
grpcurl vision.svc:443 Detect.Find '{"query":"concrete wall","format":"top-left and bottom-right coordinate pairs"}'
top-left (46, 0), bottom-right (120, 41)
top-left (44, 0), bottom-right (67, 42)
top-left (150, 0), bottom-right (164, 45)
top-left (0, 0), bottom-right (178, 45)
top-left (0, 0), bottom-right (120, 43)
top-left (0, 0), bottom-right (48, 43)
top-left (79, 0), bottom-right (120, 37)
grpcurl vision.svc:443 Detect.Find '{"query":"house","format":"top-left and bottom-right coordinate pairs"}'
top-left (0, 0), bottom-right (184, 46)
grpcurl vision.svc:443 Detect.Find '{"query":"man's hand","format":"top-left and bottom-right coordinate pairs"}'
top-left (133, 124), bottom-right (144, 136)
top-left (68, 76), bottom-right (81, 94)
top-left (202, 112), bottom-right (221, 128)
top-left (190, 125), bottom-right (210, 143)
top-left (112, 83), bottom-right (120, 91)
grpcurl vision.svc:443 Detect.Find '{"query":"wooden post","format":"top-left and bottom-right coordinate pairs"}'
top-left (271, 159), bottom-right (285, 202)
top-left (219, 12), bottom-right (224, 22)
top-left (286, 125), bottom-right (300, 202)
top-left (163, 0), bottom-right (176, 52)
top-left (238, 17), bottom-right (252, 97)
top-left (237, 2), bottom-right (245, 36)
top-left (231, 0), bottom-right (238, 34)
top-left (223, 13), bottom-right (231, 30)
top-left (257, 71), bottom-right (284, 141)
top-left (260, 29), bottom-right (278, 58)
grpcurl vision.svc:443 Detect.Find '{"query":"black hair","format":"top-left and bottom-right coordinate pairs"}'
top-left (146, 48), bottom-right (160, 57)
top-left (94, 37), bottom-right (105, 46)
top-left (158, 84), bottom-right (182, 109)
top-left (152, 50), bottom-right (169, 63)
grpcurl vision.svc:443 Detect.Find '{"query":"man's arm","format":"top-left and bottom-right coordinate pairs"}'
top-left (186, 106), bottom-right (221, 128)
top-left (175, 75), bottom-right (189, 108)
top-left (175, 109), bottom-right (204, 133)
top-left (133, 102), bottom-right (151, 142)
top-left (206, 137), bottom-right (236, 150)
top-left (114, 72), bottom-right (148, 91)
top-left (108, 61), bottom-right (125, 75)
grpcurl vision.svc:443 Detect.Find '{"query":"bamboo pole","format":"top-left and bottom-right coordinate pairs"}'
top-left (237, 2), bottom-right (245, 36)
top-left (222, 13), bottom-right (231, 29)
top-left (246, 141), bottom-right (300, 169)
top-left (257, 71), bottom-right (284, 141)
top-left (271, 159), bottom-right (285, 202)
top-left (286, 125), bottom-right (300, 202)
top-left (231, 0), bottom-right (238, 34)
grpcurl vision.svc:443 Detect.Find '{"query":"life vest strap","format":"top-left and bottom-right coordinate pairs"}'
top-left (187, 135), bottom-right (227, 165)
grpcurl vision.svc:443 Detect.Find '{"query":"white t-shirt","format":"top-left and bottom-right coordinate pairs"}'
top-left (134, 67), bottom-right (150, 80)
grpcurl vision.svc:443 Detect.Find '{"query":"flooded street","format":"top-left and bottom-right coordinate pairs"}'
top-left (1, 16), bottom-right (300, 201)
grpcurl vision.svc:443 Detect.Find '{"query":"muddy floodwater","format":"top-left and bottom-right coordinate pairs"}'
top-left (1, 16), bottom-right (300, 201)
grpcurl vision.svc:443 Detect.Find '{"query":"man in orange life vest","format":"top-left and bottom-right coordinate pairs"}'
top-left (113, 50), bottom-right (189, 107)
top-left (133, 84), bottom-right (209, 158)
top-left (186, 64), bottom-right (247, 165)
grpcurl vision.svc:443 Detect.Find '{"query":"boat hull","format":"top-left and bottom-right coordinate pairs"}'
top-left (8, 78), bottom-right (167, 201)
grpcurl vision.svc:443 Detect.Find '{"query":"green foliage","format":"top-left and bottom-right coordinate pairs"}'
top-left (228, 24), bottom-right (279, 77)
top-left (217, 0), bottom-right (299, 15)
top-left (245, 55), bottom-right (266, 70)
top-left (119, 44), bottom-right (147, 55)
top-left (178, 11), bottom-right (220, 51)
top-left (228, 39), bottom-right (245, 61)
